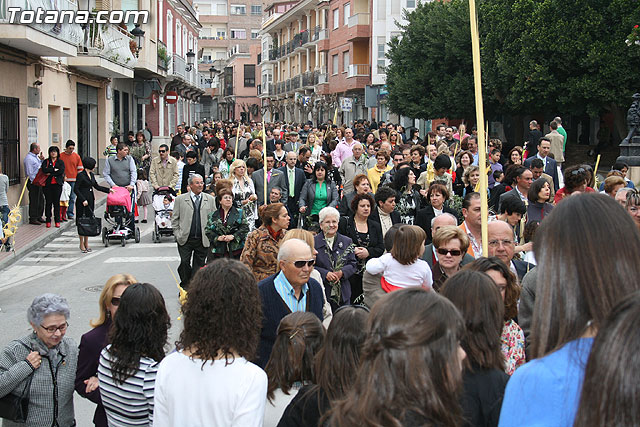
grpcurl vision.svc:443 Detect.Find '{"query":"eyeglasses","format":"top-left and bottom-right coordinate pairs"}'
top-left (40, 322), bottom-right (68, 334)
top-left (488, 239), bottom-right (514, 247)
top-left (571, 167), bottom-right (586, 175)
top-left (158, 150), bottom-right (166, 153)
top-left (292, 259), bottom-right (315, 268)
top-left (437, 248), bottom-right (462, 256)
top-left (111, 297), bottom-right (121, 306)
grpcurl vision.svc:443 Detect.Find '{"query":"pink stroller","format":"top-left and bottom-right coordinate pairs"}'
top-left (102, 187), bottom-right (140, 246)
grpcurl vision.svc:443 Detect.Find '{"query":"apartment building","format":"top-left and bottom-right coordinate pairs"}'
top-left (259, 0), bottom-right (371, 124)
top-left (0, 0), bottom-right (204, 211)
top-left (194, 0), bottom-right (263, 120)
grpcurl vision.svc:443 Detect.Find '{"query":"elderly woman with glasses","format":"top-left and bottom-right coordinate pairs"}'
top-left (0, 293), bottom-right (78, 427)
top-left (430, 226), bottom-right (470, 291)
top-left (75, 274), bottom-right (136, 427)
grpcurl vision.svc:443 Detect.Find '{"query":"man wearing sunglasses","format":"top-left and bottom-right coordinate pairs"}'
top-left (149, 144), bottom-right (179, 190)
top-left (256, 238), bottom-right (325, 368)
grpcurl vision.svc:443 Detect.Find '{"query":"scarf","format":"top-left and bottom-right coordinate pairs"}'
top-left (266, 225), bottom-right (283, 241)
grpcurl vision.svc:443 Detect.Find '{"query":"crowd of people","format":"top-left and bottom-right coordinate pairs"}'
top-left (2, 117), bottom-right (640, 426)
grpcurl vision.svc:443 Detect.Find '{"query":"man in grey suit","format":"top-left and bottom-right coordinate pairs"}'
top-left (252, 152), bottom-right (286, 206)
top-left (283, 132), bottom-right (302, 152)
top-left (171, 174), bottom-right (216, 289)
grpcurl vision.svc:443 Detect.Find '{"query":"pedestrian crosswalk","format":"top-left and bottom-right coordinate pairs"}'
top-left (0, 227), bottom-right (179, 292)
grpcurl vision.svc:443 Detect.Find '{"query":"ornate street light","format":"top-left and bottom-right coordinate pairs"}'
top-left (186, 49), bottom-right (196, 71)
top-left (131, 24), bottom-right (145, 58)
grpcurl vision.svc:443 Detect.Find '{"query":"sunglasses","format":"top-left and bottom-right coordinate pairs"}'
top-left (437, 248), bottom-right (462, 256)
top-left (292, 259), bottom-right (315, 268)
top-left (158, 150), bottom-right (166, 153)
top-left (111, 297), bottom-right (121, 306)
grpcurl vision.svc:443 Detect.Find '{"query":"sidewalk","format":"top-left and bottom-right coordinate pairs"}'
top-left (0, 192), bottom-right (107, 270)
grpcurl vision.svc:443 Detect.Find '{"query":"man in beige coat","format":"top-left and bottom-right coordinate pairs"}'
top-left (172, 174), bottom-right (216, 289)
top-left (545, 121), bottom-right (565, 166)
top-left (149, 144), bottom-right (179, 189)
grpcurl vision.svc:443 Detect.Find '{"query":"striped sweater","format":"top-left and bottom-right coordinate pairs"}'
top-left (97, 345), bottom-right (159, 427)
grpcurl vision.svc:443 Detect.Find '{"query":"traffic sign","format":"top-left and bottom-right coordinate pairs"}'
top-left (166, 91), bottom-right (178, 104)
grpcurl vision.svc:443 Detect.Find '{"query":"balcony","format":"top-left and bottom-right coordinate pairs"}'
top-left (285, 79), bottom-right (291, 92)
top-left (291, 75), bottom-right (300, 90)
top-left (199, 37), bottom-right (229, 49)
top-left (0, 0), bottom-right (83, 57)
top-left (171, 54), bottom-right (185, 78)
top-left (348, 64), bottom-right (370, 78)
top-left (157, 41), bottom-right (168, 71)
top-left (68, 23), bottom-right (136, 78)
top-left (317, 72), bottom-right (328, 84)
top-left (292, 30), bottom-right (308, 52)
top-left (262, 12), bottom-right (282, 29)
top-left (347, 13), bottom-right (370, 41)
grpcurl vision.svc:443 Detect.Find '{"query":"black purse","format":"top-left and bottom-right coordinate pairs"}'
top-left (77, 208), bottom-right (102, 236)
top-left (0, 344), bottom-right (34, 422)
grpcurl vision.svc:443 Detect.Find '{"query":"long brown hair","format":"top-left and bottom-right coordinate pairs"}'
top-left (464, 257), bottom-right (520, 321)
top-left (265, 312), bottom-right (325, 401)
top-left (441, 270), bottom-right (505, 371)
top-left (329, 288), bottom-right (465, 426)
top-left (531, 193), bottom-right (640, 358)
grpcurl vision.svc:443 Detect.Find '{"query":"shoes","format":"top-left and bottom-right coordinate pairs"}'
top-left (46, 222), bottom-right (51, 228)
top-left (86, 248), bottom-right (92, 252)
top-left (81, 249), bottom-right (88, 253)
top-left (55, 222), bottom-right (61, 228)
top-left (134, 219), bottom-right (139, 223)
top-left (67, 214), bottom-right (74, 219)
top-left (29, 220), bottom-right (40, 225)
top-left (37, 218), bottom-right (46, 223)
top-left (142, 219), bottom-right (147, 223)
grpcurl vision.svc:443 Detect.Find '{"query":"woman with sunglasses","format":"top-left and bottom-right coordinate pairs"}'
top-left (0, 293), bottom-right (77, 427)
top-left (430, 225), bottom-right (469, 291)
top-left (75, 274), bottom-right (136, 427)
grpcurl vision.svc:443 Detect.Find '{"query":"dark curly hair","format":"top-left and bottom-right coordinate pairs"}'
top-left (176, 259), bottom-right (262, 366)
top-left (350, 192), bottom-right (375, 216)
top-left (108, 283), bottom-right (170, 384)
top-left (265, 312), bottom-right (325, 401)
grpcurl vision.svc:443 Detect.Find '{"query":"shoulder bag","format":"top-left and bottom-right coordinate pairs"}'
top-left (32, 167), bottom-right (47, 187)
top-left (0, 343), bottom-right (34, 422)
top-left (77, 207), bottom-right (102, 236)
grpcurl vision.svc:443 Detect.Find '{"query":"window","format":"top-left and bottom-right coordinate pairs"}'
top-left (377, 37), bottom-right (386, 73)
top-left (230, 4), bottom-right (246, 15)
top-left (215, 3), bottom-right (226, 15)
top-left (230, 29), bottom-right (246, 39)
top-left (343, 51), bottom-right (349, 73)
top-left (332, 54), bottom-right (338, 75)
top-left (244, 64), bottom-right (256, 87)
top-left (344, 3), bottom-right (350, 26)
top-left (0, 98), bottom-right (21, 185)
top-left (200, 27), bottom-right (211, 37)
top-left (377, 0), bottom-right (386, 19)
top-left (333, 8), bottom-right (339, 29)
top-left (251, 29), bottom-right (260, 39)
top-left (251, 5), bottom-right (262, 15)
top-left (217, 28), bottom-right (226, 39)
top-left (216, 51), bottom-right (226, 59)
top-left (202, 54), bottom-right (212, 62)
top-left (406, 0), bottom-right (416, 7)
top-left (196, 3), bottom-right (210, 14)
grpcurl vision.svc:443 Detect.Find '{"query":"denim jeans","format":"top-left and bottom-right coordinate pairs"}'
top-left (67, 181), bottom-right (76, 216)
top-left (0, 205), bottom-right (9, 226)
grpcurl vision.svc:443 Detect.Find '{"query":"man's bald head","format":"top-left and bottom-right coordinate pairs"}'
top-left (487, 221), bottom-right (515, 265)
top-left (432, 213), bottom-right (458, 236)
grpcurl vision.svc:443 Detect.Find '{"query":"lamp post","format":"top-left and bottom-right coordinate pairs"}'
top-left (131, 24), bottom-right (145, 58)
top-left (185, 49), bottom-right (196, 72)
top-left (205, 66), bottom-right (217, 84)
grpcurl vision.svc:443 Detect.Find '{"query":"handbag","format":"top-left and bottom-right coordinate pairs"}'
top-left (0, 344), bottom-right (34, 422)
top-left (77, 208), bottom-right (102, 236)
top-left (32, 168), bottom-right (47, 187)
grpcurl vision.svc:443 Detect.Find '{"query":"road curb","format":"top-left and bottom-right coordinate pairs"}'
top-left (0, 198), bottom-right (107, 271)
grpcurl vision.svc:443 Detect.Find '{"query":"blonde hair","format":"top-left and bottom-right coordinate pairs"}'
top-left (90, 274), bottom-right (137, 327)
top-left (432, 225), bottom-right (470, 254)
top-left (229, 159), bottom-right (249, 180)
top-left (282, 228), bottom-right (316, 251)
top-left (462, 166), bottom-right (480, 186)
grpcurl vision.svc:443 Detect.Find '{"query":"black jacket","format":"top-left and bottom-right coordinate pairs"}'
top-left (74, 170), bottom-right (110, 214)
top-left (369, 207), bottom-right (402, 226)
top-left (461, 365), bottom-right (509, 427)
top-left (41, 158), bottom-right (65, 186)
top-left (180, 162), bottom-right (206, 193)
top-left (338, 216), bottom-right (385, 264)
top-left (415, 205), bottom-right (459, 243)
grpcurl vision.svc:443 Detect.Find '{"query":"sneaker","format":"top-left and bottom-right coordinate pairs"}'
top-left (46, 222), bottom-right (51, 228)
top-left (55, 222), bottom-right (61, 228)
top-left (67, 214), bottom-right (74, 219)
top-left (141, 219), bottom-right (147, 223)
top-left (29, 220), bottom-right (40, 225)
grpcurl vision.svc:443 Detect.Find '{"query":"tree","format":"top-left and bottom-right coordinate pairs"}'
top-left (385, 0), bottom-right (476, 119)
top-left (387, 0), bottom-right (640, 138)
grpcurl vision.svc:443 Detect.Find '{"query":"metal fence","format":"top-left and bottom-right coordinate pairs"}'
top-left (0, 96), bottom-right (20, 185)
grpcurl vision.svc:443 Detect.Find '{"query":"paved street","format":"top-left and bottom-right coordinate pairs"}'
top-left (0, 203), bottom-right (185, 426)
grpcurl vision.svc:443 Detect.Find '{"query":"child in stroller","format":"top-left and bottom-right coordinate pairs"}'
top-left (151, 187), bottom-right (176, 242)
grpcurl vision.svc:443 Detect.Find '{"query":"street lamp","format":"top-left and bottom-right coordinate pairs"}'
top-left (131, 24), bottom-right (145, 58)
top-left (205, 66), bottom-right (217, 84)
top-left (186, 49), bottom-right (196, 71)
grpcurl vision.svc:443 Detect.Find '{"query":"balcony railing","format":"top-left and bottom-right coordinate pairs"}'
top-left (348, 13), bottom-right (370, 27)
top-left (291, 75), bottom-right (300, 90)
top-left (285, 79), bottom-right (291, 92)
top-left (157, 40), bottom-right (168, 71)
top-left (78, 22), bottom-right (137, 68)
top-left (0, 0), bottom-right (83, 47)
top-left (302, 71), bottom-right (312, 87)
top-left (318, 72), bottom-right (328, 84)
top-left (314, 28), bottom-right (328, 42)
top-left (348, 64), bottom-right (370, 77)
top-left (172, 54), bottom-right (185, 78)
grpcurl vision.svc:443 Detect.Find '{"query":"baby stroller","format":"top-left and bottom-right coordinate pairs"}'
top-left (102, 187), bottom-right (140, 247)
top-left (151, 187), bottom-right (176, 243)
